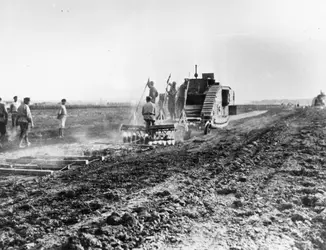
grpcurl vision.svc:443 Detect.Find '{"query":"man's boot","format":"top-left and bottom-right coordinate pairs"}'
top-left (59, 128), bottom-right (62, 138)
top-left (61, 128), bottom-right (64, 138)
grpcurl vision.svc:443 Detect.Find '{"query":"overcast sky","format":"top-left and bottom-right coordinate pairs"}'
top-left (1, 0), bottom-right (326, 103)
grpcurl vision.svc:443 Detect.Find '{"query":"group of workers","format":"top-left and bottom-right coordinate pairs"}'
top-left (0, 97), bottom-right (67, 149)
top-left (142, 80), bottom-right (187, 130)
top-left (0, 80), bottom-right (186, 148)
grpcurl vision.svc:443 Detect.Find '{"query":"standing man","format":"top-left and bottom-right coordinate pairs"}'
top-left (17, 97), bottom-right (34, 148)
top-left (10, 96), bottom-right (19, 128)
top-left (147, 81), bottom-right (158, 104)
top-left (142, 96), bottom-right (156, 132)
top-left (176, 80), bottom-right (188, 118)
top-left (167, 81), bottom-right (177, 120)
top-left (57, 99), bottom-right (67, 138)
top-left (0, 98), bottom-right (8, 148)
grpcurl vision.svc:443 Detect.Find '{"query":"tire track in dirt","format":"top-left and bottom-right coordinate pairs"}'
top-left (3, 108), bottom-right (326, 249)
top-left (178, 108), bottom-right (326, 250)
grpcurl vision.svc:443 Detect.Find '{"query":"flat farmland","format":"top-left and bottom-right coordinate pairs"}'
top-left (0, 106), bottom-right (139, 160)
top-left (6, 107), bottom-right (133, 145)
top-left (0, 105), bottom-right (281, 157)
top-left (3, 107), bottom-right (326, 250)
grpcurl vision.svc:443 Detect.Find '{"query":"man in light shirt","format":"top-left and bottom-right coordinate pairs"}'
top-left (10, 96), bottom-right (19, 128)
top-left (142, 96), bottom-right (156, 132)
top-left (17, 97), bottom-right (34, 148)
top-left (57, 99), bottom-right (67, 138)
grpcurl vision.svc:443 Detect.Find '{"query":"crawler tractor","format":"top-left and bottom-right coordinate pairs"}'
top-left (312, 91), bottom-right (326, 108)
top-left (179, 65), bottom-right (236, 134)
top-left (120, 65), bottom-right (236, 145)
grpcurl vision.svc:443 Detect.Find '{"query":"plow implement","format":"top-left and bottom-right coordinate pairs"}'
top-left (120, 124), bottom-right (147, 144)
top-left (120, 75), bottom-right (176, 146)
top-left (120, 123), bottom-right (176, 145)
top-left (147, 124), bottom-right (176, 145)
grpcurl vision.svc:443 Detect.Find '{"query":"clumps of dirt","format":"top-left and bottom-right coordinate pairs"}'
top-left (2, 108), bottom-right (326, 249)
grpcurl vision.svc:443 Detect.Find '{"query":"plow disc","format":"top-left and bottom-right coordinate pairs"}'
top-left (120, 123), bottom-right (176, 146)
top-left (120, 124), bottom-right (147, 144)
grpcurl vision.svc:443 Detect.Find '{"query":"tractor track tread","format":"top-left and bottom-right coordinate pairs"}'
top-left (201, 85), bottom-right (221, 119)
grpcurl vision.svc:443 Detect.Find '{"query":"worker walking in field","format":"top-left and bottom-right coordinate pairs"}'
top-left (176, 80), bottom-right (187, 118)
top-left (147, 81), bottom-right (158, 104)
top-left (57, 99), bottom-right (67, 138)
top-left (0, 98), bottom-right (8, 148)
top-left (17, 97), bottom-right (34, 148)
top-left (10, 96), bottom-right (19, 128)
top-left (142, 96), bottom-right (156, 133)
top-left (167, 81), bottom-right (177, 120)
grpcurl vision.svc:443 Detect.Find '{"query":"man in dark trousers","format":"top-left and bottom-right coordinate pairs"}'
top-left (10, 96), bottom-right (19, 128)
top-left (0, 98), bottom-right (8, 148)
top-left (142, 96), bottom-right (156, 132)
top-left (167, 81), bottom-right (177, 120)
top-left (147, 81), bottom-right (158, 104)
top-left (57, 98), bottom-right (67, 138)
top-left (17, 97), bottom-right (34, 148)
top-left (176, 80), bottom-right (187, 118)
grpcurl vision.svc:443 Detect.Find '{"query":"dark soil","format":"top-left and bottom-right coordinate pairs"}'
top-left (1, 107), bottom-right (326, 250)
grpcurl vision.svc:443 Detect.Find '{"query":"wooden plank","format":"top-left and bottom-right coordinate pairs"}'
top-left (0, 168), bottom-right (53, 176)
top-left (0, 164), bottom-right (12, 168)
top-left (34, 155), bottom-right (91, 160)
top-left (6, 159), bottom-right (89, 165)
top-left (38, 160), bottom-right (89, 165)
top-left (6, 159), bottom-right (33, 164)
top-left (12, 164), bottom-right (39, 168)
top-left (12, 164), bottom-right (66, 170)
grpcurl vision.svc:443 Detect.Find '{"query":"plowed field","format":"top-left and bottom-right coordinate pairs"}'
top-left (1, 107), bottom-right (326, 250)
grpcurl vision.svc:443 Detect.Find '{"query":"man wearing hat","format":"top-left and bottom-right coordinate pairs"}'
top-left (57, 98), bottom-right (67, 138)
top-left (10, 96), bottom-right (19, 128)
top-left (142, 96), bottom-right (156, 132)
top-left (17, 97), bottom-right (34, 148)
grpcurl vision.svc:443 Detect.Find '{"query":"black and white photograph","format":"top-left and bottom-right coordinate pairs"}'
top-left (1, 0), bottom-right (326, 249)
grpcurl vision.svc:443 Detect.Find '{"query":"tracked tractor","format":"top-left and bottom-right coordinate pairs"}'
top-left (312, 91), bottom-right (326, 108)
top-left (120, 65), bottom-right (236, 144)
top-left (179, 65), bottom-right (236, 134)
